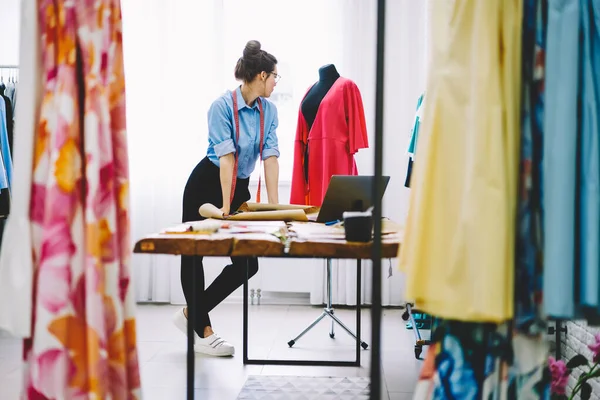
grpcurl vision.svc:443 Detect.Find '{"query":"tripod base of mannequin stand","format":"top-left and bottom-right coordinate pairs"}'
top-left (287, 259), bottom-right (368, 350)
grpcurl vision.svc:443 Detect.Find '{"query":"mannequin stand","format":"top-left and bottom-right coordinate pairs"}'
top-left (288, 258), bottom-right (369, 350)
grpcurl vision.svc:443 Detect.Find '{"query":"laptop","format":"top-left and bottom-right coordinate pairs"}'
top-left (315, 175), bottom-right (391, 223)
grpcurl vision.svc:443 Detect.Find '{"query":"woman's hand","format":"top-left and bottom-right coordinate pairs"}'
top-left (220, 205), bottom-right (230, 217)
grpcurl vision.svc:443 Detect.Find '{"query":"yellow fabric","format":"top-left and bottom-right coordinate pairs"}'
top-left (398, 0), bottom-right (522, 323)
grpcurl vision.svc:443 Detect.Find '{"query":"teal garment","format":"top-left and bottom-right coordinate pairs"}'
top-left (543, 0), bottom-right (600, 318)
top-left (407, 93), bottom-right (424, 157)
top-left (0, 97), bottom-right (10, 190)
top-left (580, 0), bottom-right (600, 309)
top-left (543, 0), bottom-right (580, 319)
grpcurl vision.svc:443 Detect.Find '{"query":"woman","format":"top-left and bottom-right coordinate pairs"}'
top-left (173, 40), bottom-right (280, 356)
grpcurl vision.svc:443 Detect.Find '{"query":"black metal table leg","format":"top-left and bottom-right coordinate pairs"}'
top-left (242, 257), bottom-right (366, 367)
top-left (187, 255), bottom-right (196, 400)
top-left (243, 258), bottom-right (249, 364)
top-left (356, 259), bottom-right (362, 366)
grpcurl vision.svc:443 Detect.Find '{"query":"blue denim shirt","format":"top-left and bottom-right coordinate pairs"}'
top-left (206, 86), bottom-right (280, 179)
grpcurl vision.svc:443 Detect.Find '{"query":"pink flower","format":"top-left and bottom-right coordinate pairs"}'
top-left (549, 356), bottom-right (569, 395)
top-left (588, 333), bottom-right (600, 363)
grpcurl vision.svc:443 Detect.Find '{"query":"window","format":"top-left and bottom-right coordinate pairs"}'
top-left (123, 0), bottom-right (355, 208)
top-left (218, 0), bottom-right (346, 182)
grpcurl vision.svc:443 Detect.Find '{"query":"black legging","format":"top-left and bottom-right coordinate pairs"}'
top-left (181, 157), bottom-right (259, 337)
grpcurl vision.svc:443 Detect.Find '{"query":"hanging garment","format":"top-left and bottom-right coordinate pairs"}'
top-left (9, 81), bottom-right (17, 115)
top-left (10, 0), bottom-right (141, 397)
top-left (404, 158), bottom-right (413, 188)
top-left (578, 0), bottom-right (600, 313)
top-left (0, 100), bottom-right (8, 191)
top-left (0, 96), bottom-right (12, 190)
top-left (407, 93), bottom-right (425, 160)
top-left (0, 96), bottom-right (10, 214)
top-left (4, 83), bottom-right (14, 109)
top-left (404, 93), bottom-right (425, 188)
top-left (0, 88), bottom-right (12, 217)
top-left (542, 0), bottom-right (580, 319)
top-left (1, 94), bottom-right (13, 154)
top-left (290, 78), bottom-right (369, 207)
top-left (398, 0), bottom-right (523, 322)
top-left (412, 321), bottom-right (550, 400)
top-left (0, 0), bottom-right (39, 338)
top-left (514, 0), bottom-right (547, 335)
top-left (4, 81), bottom-right (16, 122)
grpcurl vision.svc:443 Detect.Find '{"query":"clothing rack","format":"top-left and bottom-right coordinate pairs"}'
top-left (548, 320), bottom-right (567, 360)
top-left (402, 303), bottom-right (432, 359)
top-left (0, 66), bottom-right (19, 83)
top-left (0, 63), bottom-right (17, 221)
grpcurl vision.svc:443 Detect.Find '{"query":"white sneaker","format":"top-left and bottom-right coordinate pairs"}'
top-left (194, 333), bottom-right (235, 357)
top-left (172, 308), bottom-right (201, 342)
top-left (171, 308), bottom-right (235, 357)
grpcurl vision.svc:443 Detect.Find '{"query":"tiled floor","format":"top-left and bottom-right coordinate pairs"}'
top-left (0, 303), bottom-right (425, 399)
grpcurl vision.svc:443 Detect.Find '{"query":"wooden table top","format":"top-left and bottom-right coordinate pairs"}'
top-left (133, 219), bottom-right (402, 259)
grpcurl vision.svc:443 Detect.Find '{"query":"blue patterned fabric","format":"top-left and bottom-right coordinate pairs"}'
top-left (515, 0), bottom-right (547, 335)
top-left (414, 321), bottom-right (551, 400)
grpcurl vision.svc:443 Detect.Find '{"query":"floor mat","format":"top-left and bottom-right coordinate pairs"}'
top-left (237, 375), bottom-right (370, 399)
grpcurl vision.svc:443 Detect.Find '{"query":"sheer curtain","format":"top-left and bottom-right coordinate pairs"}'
top-left (122, 0), bottom-right (429, 306)
top-left (122, 0), bottom-right (221, 303)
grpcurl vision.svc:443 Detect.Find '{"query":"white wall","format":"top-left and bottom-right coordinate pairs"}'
top-left (381, 0), bottom-right (429, 225)
top-left (332, 0), bottom-right (429, 226)
top-left (0, 0), bottom-right (20, 66)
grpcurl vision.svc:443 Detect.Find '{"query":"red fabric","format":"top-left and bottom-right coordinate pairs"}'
top-left (290, 78), bottom-right (369, 206)
top-left (231, 92), bottom-right (264, 203)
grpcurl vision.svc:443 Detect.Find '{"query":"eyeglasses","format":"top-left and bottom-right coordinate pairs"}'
top-left (271, 72), bottom-right (281, 83)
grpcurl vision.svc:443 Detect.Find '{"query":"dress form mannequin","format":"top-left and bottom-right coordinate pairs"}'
top-left (300, 64), bottom-right (340, 130)
top-left (291, 64), bottom-right (369, 206)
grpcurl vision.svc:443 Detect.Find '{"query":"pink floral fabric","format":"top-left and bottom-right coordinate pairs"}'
top-left (22, 0), bottom-right (141, 398)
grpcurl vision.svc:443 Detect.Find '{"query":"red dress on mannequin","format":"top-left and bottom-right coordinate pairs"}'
top-left (290, 77), bottom-right (369, 206)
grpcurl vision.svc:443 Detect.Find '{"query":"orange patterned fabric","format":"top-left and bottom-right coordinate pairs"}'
top-left (22, 0), bottom-right (141, 398)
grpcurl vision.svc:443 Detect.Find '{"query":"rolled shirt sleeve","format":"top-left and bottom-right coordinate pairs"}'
top-left (262, 105), bottom-right (280, 159)
top-left (208, 99), bottom-right (236, 157)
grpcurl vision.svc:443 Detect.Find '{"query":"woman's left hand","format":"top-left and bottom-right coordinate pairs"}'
top-left (220, 205), bottom-right (230, 217)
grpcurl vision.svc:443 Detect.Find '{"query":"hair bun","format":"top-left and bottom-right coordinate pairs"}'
top-left (243, 40), bottom-right (262, 60)
top-left (234, 40), bottom-right (277, 83)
